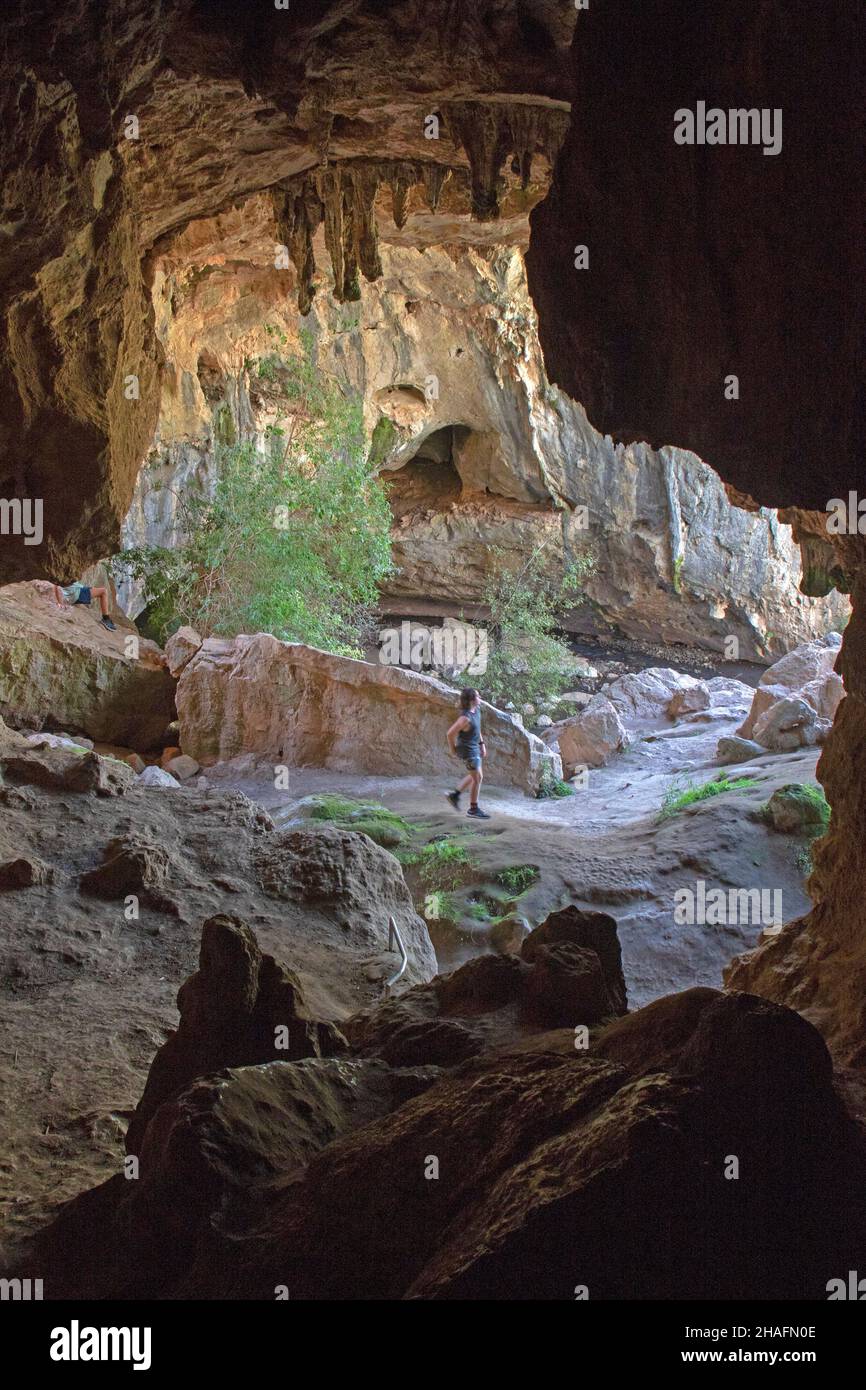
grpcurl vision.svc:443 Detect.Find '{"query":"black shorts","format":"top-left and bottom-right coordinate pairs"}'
top-left (74, 586), bottom-right (92, 605)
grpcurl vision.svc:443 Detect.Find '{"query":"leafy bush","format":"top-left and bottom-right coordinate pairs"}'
top-left (536, 766), bottom-right (575, 800)
top-left (113, 333), bottom-right (393, 655)
top-left (478, 544), bottom-right (594, 707)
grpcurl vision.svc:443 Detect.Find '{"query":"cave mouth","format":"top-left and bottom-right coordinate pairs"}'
top-left (2, 0), bottom-right (863, 1315)
top-left (385, 426), bottom-right (467, 518)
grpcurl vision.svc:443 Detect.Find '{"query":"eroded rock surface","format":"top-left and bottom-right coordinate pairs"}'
top-left (25, 976), bottom-right (866, 1301)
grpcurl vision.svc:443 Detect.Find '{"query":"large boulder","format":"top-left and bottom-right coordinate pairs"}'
top-left (125, 914), bottom-right (348, 1155)
top-left (176, 634), bottom-right (559, 794)
top-left (541, 694), bottom-right (629, 772)
top-left (0, 582), bottom-right (175, 747)
top-left (752, 696), bottom-right (832, 752)
top-left (738, 635), bottom-right (845, 748)
top-left (604, 667), bottom-right (704, 731)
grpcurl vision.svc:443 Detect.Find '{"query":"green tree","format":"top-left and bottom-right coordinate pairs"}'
top-left (478, 543), bottom-right (594, 707)
top-left (114, 334), bottom-right (393, 656)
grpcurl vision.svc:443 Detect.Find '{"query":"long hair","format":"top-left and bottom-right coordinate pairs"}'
top-left (460, 688), bottom-right (478, 712)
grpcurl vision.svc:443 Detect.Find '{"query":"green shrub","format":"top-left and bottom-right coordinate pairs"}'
top-left (478, 544), bottom-right (594, 707)
top-left (418, 838), bottom-right (471, 890)
top-left (113, 333), bottom-right (393, 655)
top-left (536, 766), bottom-right (575, 800)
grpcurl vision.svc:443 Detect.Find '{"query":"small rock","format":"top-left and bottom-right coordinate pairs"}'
top-left (160, 746), bottom-right (182, 769)
top-left (125, 753), bottom-right (146, 774)
top-left (0, 856), bottom-right (51, 888)
top-left (164, 754), bottom-right (201, 782)
top-left (522, 703), bottom-right (536, 717)
top-left (138, 765), bottom-right (180, 788)
top-left (716, 735), bottom-right (764, 765)
top-left (536, 714), bottom-right (553, 728)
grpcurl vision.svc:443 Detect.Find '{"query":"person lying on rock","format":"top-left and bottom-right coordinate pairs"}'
top-left (446, 687), bottom-right (491, 819)
top-left (52, 580), bottom-right (117, 631)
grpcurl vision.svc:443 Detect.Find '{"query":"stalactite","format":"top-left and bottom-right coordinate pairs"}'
top-left (340, 183), bottom-right (361, 301)
top-left (443, 101), bottom-right (571, 218)
top-left (271, 178), bottom-right (323, 315)
top-left (316, 165), bottom-right (345, 301)
top-left (386, 162), bottom-right (418, 229)
top-left (507, 106), bottom-right (541, 189)
top-left (345, 165), bottom-right (383, 283)
top-left (422, 163), bottom-right (449, 212)
top-left (442, 101), bottom-right (511, 221)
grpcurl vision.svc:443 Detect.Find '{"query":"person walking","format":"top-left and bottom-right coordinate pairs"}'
top-left (446, 687), bottom-right (491, 819)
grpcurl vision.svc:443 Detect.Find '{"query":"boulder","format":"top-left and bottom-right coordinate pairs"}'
top-left (164, 625), bottom-right (203, 678)
top-left (667, 681), bottom-right (710, 719)
top-left (176, 634), bottom-right (559, 794)
top-left (252, 824), bottom-right (437, 988)
top-left (716, 734), bottom-right (765, 765)
top-left (0, 582), bottom-right (175, 747)
top-left (541, 694), bottom-right (629, 772)
top-left (521, 906), bottom-right (627, 1015)
top-left (125, 914), bottom-right (349, 1155)
top-left (752, 696), bottom-right (832, 751)
top-left (164, 754), bottom-right (200, 781)
top-left (605, 667), bottom-right (704, 730)
top-left (762, 784), bottom-right (829, 835)
top-left (738, 635), bottom-right (844, 744)
top-left (1, 745), bottom-right (134, 796)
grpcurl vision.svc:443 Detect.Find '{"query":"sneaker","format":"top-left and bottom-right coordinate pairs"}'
top-left (467, 806), bottom-right (491, 819)
top-left (446, 790), bottom-right (461, 810)
top-left (101, 615), bottom-right (117, 631)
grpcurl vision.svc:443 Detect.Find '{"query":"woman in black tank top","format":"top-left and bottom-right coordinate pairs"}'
top-left (445, 688), bottom-right (491, 819)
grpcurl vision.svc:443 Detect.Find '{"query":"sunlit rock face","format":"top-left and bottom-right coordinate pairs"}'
top-left (0, 0), bottom-right (573, 584)
top-left (120, 200), bottom-right (845, 659)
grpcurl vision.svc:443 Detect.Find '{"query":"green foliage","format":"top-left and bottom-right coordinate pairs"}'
top-left (658, 773), bottom-right (759, 821)
top-left (479, 544), bottom-right (594, 707)
top-left (673, 554), bottom-right (684, 594)
top-left (496, 864), bottom-right (540, 894)
top-left (113, 334), bottom-right (393, 654)
top-left (465, 900), bottom-right (493, 922)
top-left (536, 766), bottom-right (575, 800)
top-left (418, 837), bottom-right (471, 890)
top-left (307, 795), bottom-right (412, 848)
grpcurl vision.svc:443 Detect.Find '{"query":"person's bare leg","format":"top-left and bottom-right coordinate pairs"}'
top-left (457, 771), bottom-right (474, 793)
top-left (92, 586), bottom-right (109, 616)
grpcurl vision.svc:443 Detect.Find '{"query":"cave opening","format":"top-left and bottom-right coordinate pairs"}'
top-left (0, 0), bottom-right (862, 1317)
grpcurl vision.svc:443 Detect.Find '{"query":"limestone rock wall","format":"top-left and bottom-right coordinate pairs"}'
top-left (119, 222), bottom-right (846, 660)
